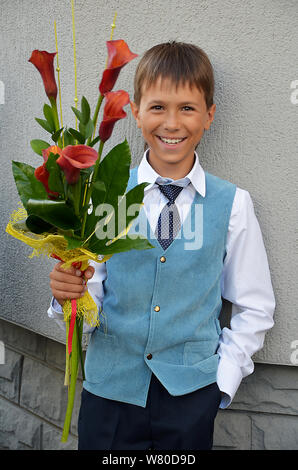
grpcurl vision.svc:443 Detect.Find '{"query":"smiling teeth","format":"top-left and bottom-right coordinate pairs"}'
top-left (160, 137), bottom-right (184, 144)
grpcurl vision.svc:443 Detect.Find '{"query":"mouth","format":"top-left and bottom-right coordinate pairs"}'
top-left (156, 135), bottom-right (187, 148)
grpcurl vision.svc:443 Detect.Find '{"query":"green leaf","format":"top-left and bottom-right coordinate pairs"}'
top-left (83, 139), bottom-right (131, 240)
top-left (35, 117), bottom-right (53, 133)
top-left (43, 104), bottom-right (55, 131)
top-left (89, 234), bottom-right (155, 255)
top-left (52, 127), bottom-right (64, 144)
top-left (84, 119), bottom-right (94, 140)
top-left (79, 167), bottom-right (93, 203)
top-left (62, 128), bottom-right (75, 146)
top-left (93, 180), bottom-right (106, 192)
top-left (45, 153), bottom-right (64, 194)
top-left (87, 181), bottom-right (151, 254)
top-left (89, 136), bottom-right (101, 148)
top-left (68, 128), bottom-right (85, 144)
top-left (63, 234), bottom-right (85, 250)
top-left (115, 181), bottom-right (149, 228)
top-left (96, 182), bottom-right (149, 247)
top-left (25, 214), bottom-right (53, 234)
top-left (12, 161), bottom-right (48, 209)
top-left (94, 139), bottom-right (131, 209)
top-left (79, 120), bottom-right (85, 136)
top-left (71, 106), bottom-right (83, 122)
top-left (80, 166), bottom-right (93, 179)
top-left (108, 237), bottom-right (155, 253)
top-left (27, 199), bottom-right (81, 231)
top-left (81, 96), bottom-right (90, 125)
top-left (30, 139), bottom-right (50, 156)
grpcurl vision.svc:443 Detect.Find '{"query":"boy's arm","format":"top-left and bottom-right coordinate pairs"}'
top-left (47, 260), bottom-right (107, 334)
top-left (217, 188), bottom-right (275, 409)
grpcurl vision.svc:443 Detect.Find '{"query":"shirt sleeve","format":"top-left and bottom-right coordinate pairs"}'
top-left (47, 259), bottom-right (108, 334)
top-left (217, 188), bottom-right (276, 409)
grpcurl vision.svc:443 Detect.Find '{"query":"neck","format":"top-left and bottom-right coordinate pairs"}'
top-left (147, 151), bottom-right (195, 180)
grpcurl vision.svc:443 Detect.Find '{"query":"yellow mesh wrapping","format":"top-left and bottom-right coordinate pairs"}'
top-left (6, 204), bottom-right (112, 326)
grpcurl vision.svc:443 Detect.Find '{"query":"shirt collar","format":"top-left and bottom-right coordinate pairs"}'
top-left (137, 148), bottom-right (206, 197)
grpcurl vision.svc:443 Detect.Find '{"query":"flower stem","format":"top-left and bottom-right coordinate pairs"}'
top-left (72, 178), bottom-right (81, 218)
top-left (64, 320), bottom-right (70, 386)
top-left (50, 97), bottom-right (62, 148)
top-left (87, 94), bottom-right (104, 145)
top-left (77, 318), bottom-right (85, 380)
top-left (80, 140), bottom-right (104, 239)
top-left (61, 318), bottom-right (79, 443)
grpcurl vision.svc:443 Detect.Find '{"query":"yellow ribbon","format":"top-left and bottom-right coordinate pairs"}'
top-left (5, 204), bottom-right (112, 327)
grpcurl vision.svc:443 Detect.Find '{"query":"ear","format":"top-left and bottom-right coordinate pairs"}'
top-left (130, 101), bottom-right (141, 128)
top-left (204, 103), bottom-right (216, 131)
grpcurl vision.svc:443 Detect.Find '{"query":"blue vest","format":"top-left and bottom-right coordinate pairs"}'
top-left (84, 167), bottom-right (236, 407)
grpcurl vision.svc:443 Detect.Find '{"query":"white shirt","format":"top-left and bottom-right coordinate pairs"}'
top-left (48, 149), bottom-right (275, 409)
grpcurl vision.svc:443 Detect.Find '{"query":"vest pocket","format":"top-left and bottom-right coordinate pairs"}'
top-left (84, 328), bottom-right (117, 384)
top-left (183, 339), bottom-right (218, 368)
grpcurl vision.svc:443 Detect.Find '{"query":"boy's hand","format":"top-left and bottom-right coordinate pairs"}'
top-left (50, 261), bottom-right (95, 307)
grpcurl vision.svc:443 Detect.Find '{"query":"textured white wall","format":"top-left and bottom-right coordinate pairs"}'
top-left (1, 0), bottom-right (297, 364)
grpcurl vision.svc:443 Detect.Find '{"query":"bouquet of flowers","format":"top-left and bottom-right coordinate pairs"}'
top-left (5, 14), bottom-right (153, 442)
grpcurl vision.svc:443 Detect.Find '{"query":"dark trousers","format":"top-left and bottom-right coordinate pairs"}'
top-left (78, 373), bottom-right (221, 450)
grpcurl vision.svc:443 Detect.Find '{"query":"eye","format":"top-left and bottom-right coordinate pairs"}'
top-left (150, 105), bottom-right (194, 111)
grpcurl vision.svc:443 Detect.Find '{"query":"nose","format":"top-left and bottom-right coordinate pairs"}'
top-left (164, 111), bottom-right (180, 131)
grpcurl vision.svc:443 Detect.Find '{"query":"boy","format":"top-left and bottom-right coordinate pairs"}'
top-left (48, 41), bottom-right (275, 450)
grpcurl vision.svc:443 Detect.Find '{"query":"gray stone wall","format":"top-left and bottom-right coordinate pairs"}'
top-left (0, 318), bottom-right (79, 449)
top-left (1, 317), bottom-right (298, 450)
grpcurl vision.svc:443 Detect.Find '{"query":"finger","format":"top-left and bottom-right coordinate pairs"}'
top-left (84, 266), bottom-right (95, 279)
top-left (50, 279), bottom-right (86, 294)
top-left (50, 270), bottom-right (84, 285)
top-left (55, 261), bottom-right (77, 276)
top-left (52, 289), bottom-right (86, 301)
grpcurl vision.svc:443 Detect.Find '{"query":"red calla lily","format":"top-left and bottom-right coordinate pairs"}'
top-left (35, 164), bottom-right (59, 198)
top-left (99, 90), bottom-right (130, 142)
top-left (42, 145), bottom-right (63, 163)
top-left (99, 40), bottom-right (138, 95)
top-left (28, 50), bottom-right (58, 100)
top-left (56, 145), bottom-right (98, 184)
top-left (35, 145), bottom-right (62, 198)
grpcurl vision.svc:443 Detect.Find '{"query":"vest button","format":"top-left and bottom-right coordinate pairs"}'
top-left (160, 256), bottom-right (166, 263)
top-left (147, 353), bottom-right (152, 360)
top-left (154, 305), bottom-right (160, 312)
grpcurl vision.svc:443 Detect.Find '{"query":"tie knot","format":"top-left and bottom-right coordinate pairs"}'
top-left (157, 184), bottom-right (184, 204)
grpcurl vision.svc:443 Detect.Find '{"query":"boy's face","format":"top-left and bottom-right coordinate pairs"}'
top-left (131, 76), bottom-right (216, 179)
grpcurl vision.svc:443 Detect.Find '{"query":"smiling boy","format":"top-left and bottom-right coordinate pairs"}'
top-left (48, 41), bottom-right (275, 450)
top-left (131, 75), bottom-right (215, 179)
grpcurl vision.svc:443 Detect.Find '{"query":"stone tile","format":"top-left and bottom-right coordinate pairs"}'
top-left (0, 318), bottom-right (46, 361)
top-left (230, 363), bottom-right (298, 416)
top-left (45, 337), bottom-right (67, 371)
top-left (20, 356), bottom-right (83, 432)
top-left (0, 348), bottom-right (23, 403)
top-left (0, 397), bottom-right (41, 449)
top-left (42, 422), bottom-right (78, 450)
top-left (251, 413), bottom-right (298, 450)
top-left (213, 410), bottom-right (251, 450)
